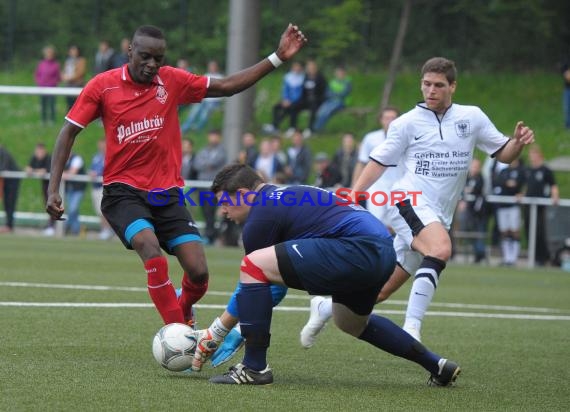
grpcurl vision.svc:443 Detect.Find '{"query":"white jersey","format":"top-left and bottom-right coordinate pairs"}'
top-left (358, 129), bottom-right (403, 192)
top-left (370, 103), bottom-right (508, 227)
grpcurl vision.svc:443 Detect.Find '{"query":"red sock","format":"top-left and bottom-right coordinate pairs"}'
top-left (179, 273), bottom-right (209, 322)
top-left (145, 256), bottom-right (184, 324)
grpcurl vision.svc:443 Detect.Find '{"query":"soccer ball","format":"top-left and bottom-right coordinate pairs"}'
top-left (152, 323), bottom-right (197, 372)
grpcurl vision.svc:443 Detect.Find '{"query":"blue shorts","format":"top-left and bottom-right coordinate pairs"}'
top-left (275, 235), bottom-right (396, 315)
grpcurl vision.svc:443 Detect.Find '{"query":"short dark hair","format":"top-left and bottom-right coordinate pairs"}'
top-left (421, 57), bottom-right (457, 84)
top-left (211, 163), bottom-right (264, 194)
top-left (133, 25), bottom-right (165, 42)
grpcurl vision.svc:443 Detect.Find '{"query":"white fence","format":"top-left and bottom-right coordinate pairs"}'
top-left (1, 170), bottom-right (569, 268)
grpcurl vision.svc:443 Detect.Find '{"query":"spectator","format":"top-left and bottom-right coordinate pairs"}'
top-left (0, 144), bottom-right (20, 233)
top-left (94, 40), bottom-right (115, 74)
top-left (562, 57), bottom-right (570, 129)
top-left (495, 158), bottom-right (526, 266)
top-left (111, 38), bottom-right (130, 68)
top-left (263, 61), bottom-right (305, 135)
top-left (181, 60), bottom-right (224, 133)
top-left (456, 158), bottom-right (488, 263)
top-left (288, 59), bottom-right (327, 138)
top-left (252, 138), bottom-right (284, 183)
top-left (194, 129), bottom-right (227, 244)
top-left (285, 129), bottom-right (312, 184)
top-left (89, 139), bottom-right (113, 240)
top-left (331, 132), bottom-right (357, 188)
top-left (237, 132), bottom-right (258, 167)
top-left (62, 152), bottom-right (87, 236)
top-left (25, 142), bottom-right (55, 236)
top-left (524, 145), bottom-right (559, 266)
top-left (61, 44), bottom-right (87, 110)
top-left (181, 138), bottom-right (198, 181)
top-left (270, 134), bottom-right (288, 167)
top-left (313, 66), bottom-right (352, 133)
top-left (34, 45), bottom-right (61, 126)
top-left (176, 58), bottom-right (193, 114)
top-left (313, 152), bottom-right (342, 188)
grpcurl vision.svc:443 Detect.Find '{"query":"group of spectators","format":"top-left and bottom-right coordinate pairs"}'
top-left (34, 38), bottom-right (130, 125)
top-left (456, 146), bottom-right (559, 266)
top-left (263, 59), bottom-right (352, 138)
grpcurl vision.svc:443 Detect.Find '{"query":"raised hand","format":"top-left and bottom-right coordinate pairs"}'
top-left (512, 121), bottom-right (535, 146)
top-left (276, 23), bottom-right (308, 61)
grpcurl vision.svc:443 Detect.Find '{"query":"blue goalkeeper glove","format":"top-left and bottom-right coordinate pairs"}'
top-left (210, 328), bottom-right (245, 368)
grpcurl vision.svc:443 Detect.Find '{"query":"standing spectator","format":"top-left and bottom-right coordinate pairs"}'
top-left (195, 130), bottom-right (227, 244)
top-left (285, 129), bottom-right (312, 184)
top-left (562, 57), bottom-right (570, 129)
top-left (61, 44), bottom-right (87, 110)
top-left (263, 61), bottom-right (305, 135)
top-left (181, 138), bottom-right (197, 181)
top-left (313, 152), bottom-right (342, 188)
top-left (313, 66), bottom-right (353, 133)
top-left (270, 135), bottom-right (288, 168)
top-left (62, 152), bottom-right (87, 236)
top-left (252, 138), bottom-right (284, 183)
top-left (237, 132), bottom-right (258, 167)
top-left (34, 45), bottom-right (61, 126)
top-left (495, 158), bottom-right (526, 266)
top-left (351, 107), bottom-right (401, 223)
top-left (112, 38), bottom-right (130, 68)
top-left (94, 40), bottom-right (115, 74)
top-left (331, 132), bottom-right (357, 188)
top-left (181, 60), bottom-right (224, 133)
top-left (456, 158), bottom-right (488, 263)
top-left (25, 142), bottom-right (55, 236)
top-left (89, 139), bottom-right (113, 240)
top-left (524, 145), bottom-right (559, 266)
top-left (288, 59), bottom-right (327, 138)
top-left (0, 144), bottom-right (20, 233)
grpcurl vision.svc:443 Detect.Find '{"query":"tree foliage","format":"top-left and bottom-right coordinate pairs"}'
top-left (1, 0), bottom-right (568, 72)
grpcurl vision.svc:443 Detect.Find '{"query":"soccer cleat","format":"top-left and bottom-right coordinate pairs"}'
top-left (299, 296), bottom-right (330, 349)
top-left (210, 328), bottom-right (245, 367)
top-left (209, 363), bottom-right (274, 385)
top-left (428, 358), bottom-right (461, 387)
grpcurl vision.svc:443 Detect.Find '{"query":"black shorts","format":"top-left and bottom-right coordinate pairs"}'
top-left (101, 183), bottom-right (202, 254)
top-left (275, 236), bottom-right (396, 315)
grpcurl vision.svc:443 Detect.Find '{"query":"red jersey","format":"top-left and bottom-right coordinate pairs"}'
top-left (66, 65), bottom-right (208, 191)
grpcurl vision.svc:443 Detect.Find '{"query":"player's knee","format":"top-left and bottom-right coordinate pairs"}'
top-left (131, 237), bottom-right (161, 261)
top-left (333, 316), bottom-right (366, 337)
top-left (427, 243), bottom-right (452, 262)
top-left (239, 256), bottom-right (270, 283)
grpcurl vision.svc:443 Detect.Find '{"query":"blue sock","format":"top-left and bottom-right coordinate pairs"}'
top-left (226, 282), bottom-right (288, 317)
top-left (236, 283), bottom-right (273, 371)
top-left (358, 314), bottom-right (441, 374)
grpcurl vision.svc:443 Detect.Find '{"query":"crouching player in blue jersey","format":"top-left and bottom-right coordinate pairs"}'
top-left (191, 164), bottom-right (460, 386)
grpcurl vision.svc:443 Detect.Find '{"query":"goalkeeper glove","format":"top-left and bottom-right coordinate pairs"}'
top-left (191, 317), bottom-right (230, 371)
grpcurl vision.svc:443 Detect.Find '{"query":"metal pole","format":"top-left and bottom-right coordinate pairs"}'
top-left (223, 0), bottom-right (261, 163)
top-left (527, 203), bottom-right (537, 268)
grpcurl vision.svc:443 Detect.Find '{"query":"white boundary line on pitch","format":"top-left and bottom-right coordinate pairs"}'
top-left (0, 301), bottom-right (569, 321)
top-left (1, 281), bottom-right (568, 314)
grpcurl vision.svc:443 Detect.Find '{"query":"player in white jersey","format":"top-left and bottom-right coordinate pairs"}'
top-left (300, 57), bottom-right (534, 347)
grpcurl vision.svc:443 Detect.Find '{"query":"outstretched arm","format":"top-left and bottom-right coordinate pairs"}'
top-left (495, 121), bottom-right (535, 163)
top-left (206, 24), bottom-right (307, 98)
top-left (46, 121), bottom-right (82, 219)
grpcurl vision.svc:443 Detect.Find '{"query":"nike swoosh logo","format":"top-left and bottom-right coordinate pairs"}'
top-left (414, 292), bottom-right (428, 296)
top-left (414, 134), bottom-right (426, 141)
top-left (292, 244), bottom-right (303, 258)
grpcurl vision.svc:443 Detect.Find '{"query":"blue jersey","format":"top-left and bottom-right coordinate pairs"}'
top-left (241, 185), bottom-right (392, 253)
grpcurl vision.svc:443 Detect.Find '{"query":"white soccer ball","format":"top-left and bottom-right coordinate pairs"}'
top-left (152, 323), bottom-right (197, 372)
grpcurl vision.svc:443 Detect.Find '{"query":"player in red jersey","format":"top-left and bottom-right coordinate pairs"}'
top-left (46, 24), bottom-right (307, 326)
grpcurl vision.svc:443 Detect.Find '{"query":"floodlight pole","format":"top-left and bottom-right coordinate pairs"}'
top-left (223, 0), bottom-right (261, 163)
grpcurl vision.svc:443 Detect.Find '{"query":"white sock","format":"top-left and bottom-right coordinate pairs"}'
top-left (501, 239), bottom-right (510, 262)
top-left (512, 240), bottom-right (520, 263)
top-left (318, 297), bottom-right (333, 320)
top-left (404, 276), bottom-right (437, 330)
